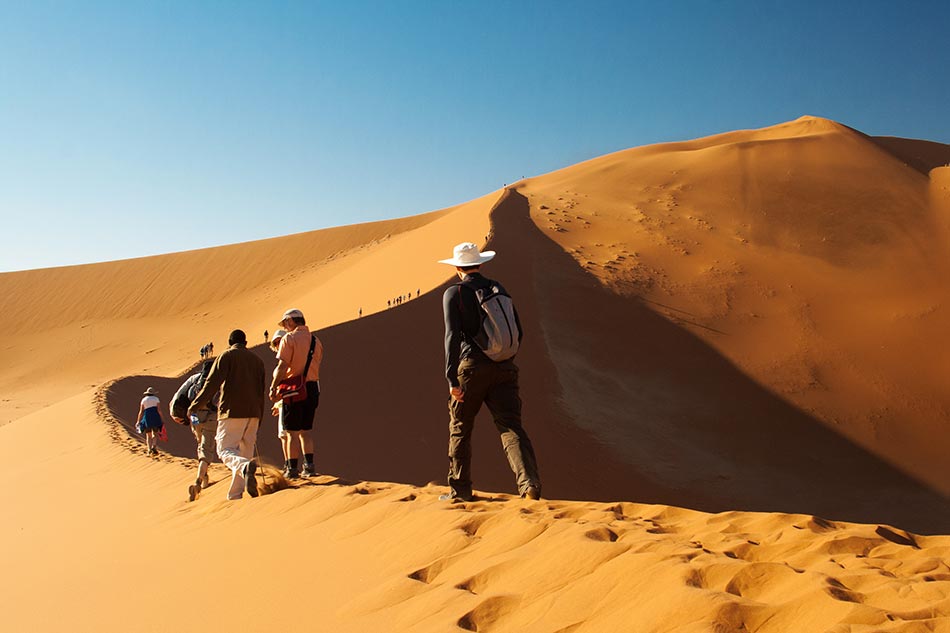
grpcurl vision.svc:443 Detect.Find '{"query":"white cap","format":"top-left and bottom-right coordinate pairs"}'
top-left (278, 308), bottom-right (304, 325)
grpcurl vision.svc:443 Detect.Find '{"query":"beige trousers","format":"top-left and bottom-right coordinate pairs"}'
top-left (215, 417), bottom-right (259, 500)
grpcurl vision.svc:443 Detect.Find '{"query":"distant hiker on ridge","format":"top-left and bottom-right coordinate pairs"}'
top-left (188, 329), bottom-right (266, 500)
top-left (439, 242), bottom-right (541, 502)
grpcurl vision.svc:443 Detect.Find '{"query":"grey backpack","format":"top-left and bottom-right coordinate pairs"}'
top-left (462, 281), bottom-right (521, 362)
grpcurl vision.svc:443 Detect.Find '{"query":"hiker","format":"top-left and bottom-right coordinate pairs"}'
top-left (264, 330), bottom-right (269, 343)
top-left (208, 341), bottom-right (214, 356)
top-left (439, 242), bottom-right (541, 501)
top-left (188, 329), bottom-right (267, 500)
top-left (268, 329), bottom-right (291, 473)
top-left (200, 344), bottom-right (207, 359)
top-left (136, 387), bottom-right (166, 456)
top-left (170, 360), bottom-right (220, 502)
top-left (269, 308), bottom-right (323, 479)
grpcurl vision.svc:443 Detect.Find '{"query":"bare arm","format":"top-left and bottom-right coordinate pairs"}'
top-left (269, 359), bottom-right (291, 402)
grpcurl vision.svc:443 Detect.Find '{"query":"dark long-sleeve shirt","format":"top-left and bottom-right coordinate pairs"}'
top-left (189, 343), bottom-right (266, 420)
top-left (442, 272), bottom-right (523, 387)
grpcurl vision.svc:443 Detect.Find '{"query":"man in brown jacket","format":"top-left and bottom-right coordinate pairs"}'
top-left (189, 329), bottom-right (267, 500)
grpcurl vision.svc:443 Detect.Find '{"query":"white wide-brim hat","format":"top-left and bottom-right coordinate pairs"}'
top-left (438, 242), bottom-right (495, 267)
top-left (143, 387), bottom-right (158, 396)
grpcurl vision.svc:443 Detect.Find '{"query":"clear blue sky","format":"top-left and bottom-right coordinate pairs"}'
top-left (1, 0), bottom-right (947, 272)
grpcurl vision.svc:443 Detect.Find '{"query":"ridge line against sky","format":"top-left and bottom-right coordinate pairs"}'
top-left (1, 0), bottom-right (948, 272)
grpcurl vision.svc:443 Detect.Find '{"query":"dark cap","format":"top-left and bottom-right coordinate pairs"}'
top-left (228, 329), bottom-right (247, 345)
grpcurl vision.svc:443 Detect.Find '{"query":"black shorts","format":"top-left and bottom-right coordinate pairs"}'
top-left (283, 381), bottom-right (320, 431)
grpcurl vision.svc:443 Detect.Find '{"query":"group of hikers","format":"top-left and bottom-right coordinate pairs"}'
top-left (387, 290), bottom-right (419, 309)
top-left (135, 242), bottom-right (541, 503)
top-left (198, 342), bottom-right (214, 359)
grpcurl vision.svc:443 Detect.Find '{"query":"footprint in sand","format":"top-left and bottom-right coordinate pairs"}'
top-left (584, 527), bottom-right (619, 542)
top-left (825, 577), bottom-right (864, 603)
top-left (457, 596), bottom-right (520, 632)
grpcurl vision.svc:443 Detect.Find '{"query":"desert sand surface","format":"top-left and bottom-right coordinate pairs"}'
top-left (1, 116), bottom-right (949, 632)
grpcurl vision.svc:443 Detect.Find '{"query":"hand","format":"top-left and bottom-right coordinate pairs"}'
top-left (269, 386), bottom-right (280, 403)
top-left (450, 386), bottom-right (464, 403)
top-left (172, 416), bottom-right (185, 425)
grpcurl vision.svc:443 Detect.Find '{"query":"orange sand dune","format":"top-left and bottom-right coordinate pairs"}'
top-left (101, 117), bottom-right (950, 533)
top-left (519, 116), bottom-right (950, 503)
top-left (2, 117), bottom-right (949, 632)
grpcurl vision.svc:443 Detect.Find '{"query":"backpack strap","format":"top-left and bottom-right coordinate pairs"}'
top-left (456, 276), bottom-right (490, 310)
top-left (301, 335), bottom-right (317, 382)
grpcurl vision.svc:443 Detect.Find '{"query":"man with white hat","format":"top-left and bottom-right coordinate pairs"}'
top-left (439, 242), bottom-right (541, 501)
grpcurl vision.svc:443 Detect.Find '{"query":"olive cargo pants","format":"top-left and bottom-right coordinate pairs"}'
top-left (448, 358), bottom-right (541, 498)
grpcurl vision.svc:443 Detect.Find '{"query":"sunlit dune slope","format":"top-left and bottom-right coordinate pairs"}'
top-left (3, 395), bottom-right (948, 633)
top-left (515, 116), bottom-right (950, 510)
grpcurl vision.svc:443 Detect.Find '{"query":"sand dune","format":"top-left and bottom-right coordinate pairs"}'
top-left (3, 391), bottom-right (948, 632)
top-left (2, 116), bottom-right (949, 631)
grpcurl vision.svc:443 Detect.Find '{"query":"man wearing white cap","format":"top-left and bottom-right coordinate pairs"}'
top-left (269, 308), bottom-right (323, 478)
top-left (439, 242), bottom-right (541, 501)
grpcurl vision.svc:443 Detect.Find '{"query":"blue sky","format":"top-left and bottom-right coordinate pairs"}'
top-left (1, 0), bottom-right (947, 272)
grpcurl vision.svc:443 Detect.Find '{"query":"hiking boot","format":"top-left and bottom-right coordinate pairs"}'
top-left (282, 466), bottom-right (299, 480)
top-left (188, 483), bottom-right (201, 502)
top-left (522, 486), bottom-right (541, 500)
top-left (149, 447), bottom-right (158, 456)
top-left (300, 463), bottom-right (316, 478)
top-left (245, 461), bottom-right (259, 498)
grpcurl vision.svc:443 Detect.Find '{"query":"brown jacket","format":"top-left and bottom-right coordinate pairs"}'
top-left (190, 343), bottom-right (266, 420)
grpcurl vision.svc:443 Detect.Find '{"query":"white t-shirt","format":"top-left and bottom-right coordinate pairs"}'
top-left (141, 395), bottom-right (160, 409)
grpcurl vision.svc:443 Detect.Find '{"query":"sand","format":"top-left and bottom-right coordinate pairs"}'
top-left (1, 116), bottom-right (948, 632)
